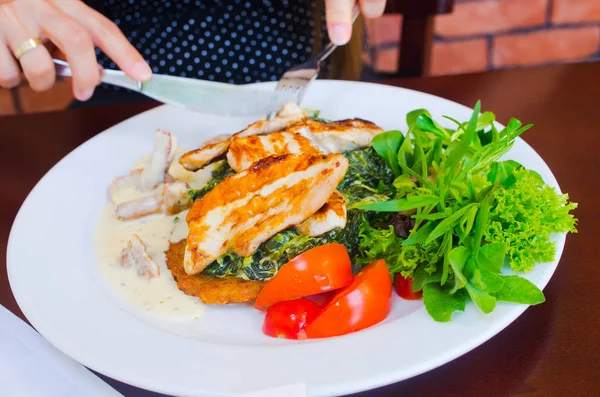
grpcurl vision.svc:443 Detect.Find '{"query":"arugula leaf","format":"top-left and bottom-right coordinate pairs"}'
top-left (424, 203), bottom-right (478, 245)
top-left (372, 130), bottom-right (404, 176)
top-left (423, 284), bottom-right (467, 322)
top-left (440, 231), bottom-right (453, 285)
top-left (393, 174), bottom-right (416, 197)
top-left (406, 108), bottom-right (430, 128)
top-left (495, 275), bottom-right (545, 305)
top-left (413, 211), bottom-right (450, 221)
top-left (472, 185), bottom-right (497, 258)
top-left (466, 282), bottom-right (497, 314)
top-left (445, 101), bottom-right (481, 174)
top-left (471, 269), bottom-right (505, 293)
top-left (487, 160), bottom-right (522, 188)
top-left (448, 246), bottom-right (469, 293)
top-left (412, 265), bottom-right (442, 292)
top-left (402, 221), bottom-right (437, 246)
top-left (477, 242), bottom-right (506, 273)
top-left (457, 204), bottom-right (478, 243)
top-left (416, 113), bottom-right (448, 140)
top-left (425, 139), bottom-right (443, 170)
top-left (357, 195), bottom-right (439, 212)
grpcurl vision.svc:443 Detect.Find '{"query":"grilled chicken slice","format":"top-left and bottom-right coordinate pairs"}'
top-left (227, 118), bottom-right (384, 172)
top-left (178, 102), bottom-right (307, 171)
top-left (120, 234), bottom-right (160, 280)
top-left (114, 180), bottom-right (192, 221)
top-left (287, 118), bottom-right (383, 153)
top-left (227, 131), bottom-right (320, 172)
top-left (140, 129), bottom-right (178, 191)
top-left (178, 135), bottom-right (231, 172)
top-left (185, 153), bottom-right (349, 275)
top-left (110, 129), bottom-right (192, 220)
top-left (296, 190), bottom-right (347, 236)
top-left (236, 102), bottom-right (307, 138)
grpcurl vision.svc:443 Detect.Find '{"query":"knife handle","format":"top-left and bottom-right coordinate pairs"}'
top-left (52, 59), bottom-right (142, 92)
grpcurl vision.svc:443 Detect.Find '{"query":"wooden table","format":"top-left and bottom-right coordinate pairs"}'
top-left (1, 62), bottom-right (598, 397)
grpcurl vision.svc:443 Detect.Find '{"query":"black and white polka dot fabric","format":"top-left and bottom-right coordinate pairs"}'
top-left (86, 0), bottom-right (328, 85)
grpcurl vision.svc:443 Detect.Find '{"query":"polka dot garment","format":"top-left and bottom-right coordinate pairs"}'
top-left (87, 0), bottom-right (329, 85)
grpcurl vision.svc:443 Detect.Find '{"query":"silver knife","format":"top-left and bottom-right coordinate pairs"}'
top-left (52, 59), bottom-right (297, 117)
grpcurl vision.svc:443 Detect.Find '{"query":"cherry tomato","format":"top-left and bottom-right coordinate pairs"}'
top-left (302, 259), bottom-right (392, 339)
top-left (255, 244), bottom-right (353, 310)
top-left (394, 273), bottom-right (422, 300)
top-left (262, 298), bottom-right (321, 339)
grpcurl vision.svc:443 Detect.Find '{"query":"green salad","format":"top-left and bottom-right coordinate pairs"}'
top-left (189, 102), bottom-right (578, 322)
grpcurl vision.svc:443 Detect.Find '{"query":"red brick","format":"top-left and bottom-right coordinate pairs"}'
top-left (552, 0), bottom-right (600, 24)
top-left (367, 14), bottom-right (402, 47)
top-left (374, 48), bottom-right (399, 73)
top-left (430, 39), bottom-right (489, 76)
top-left (492, 27), bottom-right (600, 67)
top-left (436, 0), bottom-right (548, 37)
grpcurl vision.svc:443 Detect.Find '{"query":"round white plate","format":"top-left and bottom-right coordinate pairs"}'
top-left (7, 81), bottom-right (565, 397)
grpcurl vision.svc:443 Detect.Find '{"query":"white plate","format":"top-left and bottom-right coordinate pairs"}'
top-left (7, 81), bottom-right (565, 397)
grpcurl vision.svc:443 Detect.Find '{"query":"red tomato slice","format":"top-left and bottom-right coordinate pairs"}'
top-left (255, 244), bottom-right (353, 310)
top-left (302, 259), bottom-right (392, 339)
top-left (394, 273), bottom-right (422, 300)
top-left (262, 298), bottom-right (321, 339)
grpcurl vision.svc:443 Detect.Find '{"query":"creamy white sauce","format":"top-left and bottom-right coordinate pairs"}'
top-left (95, 151), bottom-right (214, 320)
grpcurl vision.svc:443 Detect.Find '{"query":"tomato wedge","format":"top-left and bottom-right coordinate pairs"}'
top-left (302, 259), bottom-right (392, 339)
top-left (394, 273), bottom-right (422, 300)
top-left (262, 298), bottom-right (321, 339)
top-left (255, 244), bottom-right (353, 310)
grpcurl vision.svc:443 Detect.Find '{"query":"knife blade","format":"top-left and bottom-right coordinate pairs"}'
top-left (53, 59), bottom-right (297, 117)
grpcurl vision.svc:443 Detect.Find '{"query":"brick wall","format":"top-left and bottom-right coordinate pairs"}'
top-left (366, 0), bottom-right (600, 76)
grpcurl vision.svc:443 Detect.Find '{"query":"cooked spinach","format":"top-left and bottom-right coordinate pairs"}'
top-left (187, 160), bottom-right (235, 201)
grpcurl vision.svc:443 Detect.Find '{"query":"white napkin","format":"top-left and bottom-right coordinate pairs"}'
top-left (0, 305), bottom-right (123, 397)
top-left (0, 305), bottom-right (307, 397)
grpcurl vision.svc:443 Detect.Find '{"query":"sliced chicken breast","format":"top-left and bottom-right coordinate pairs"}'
top-left (178, 135), bottom-right (231, 171)
top-left (185, 153), bottom-right (349, 275)
top-left (296, 190), bottom-right (347, 236)
top-left (227, 131), bottom-right (320, 172)
top-left (178, 102), bottom-right (307, 171)
top-left (287, 118), bottom-right (383, 153)
top-left (120, 234), bottom-right (160, 280)
top-left (140, 129), bottom-right (178, 191)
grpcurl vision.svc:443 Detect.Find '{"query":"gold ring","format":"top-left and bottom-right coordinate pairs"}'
top-left (13, 38), bottom-right (43, 59)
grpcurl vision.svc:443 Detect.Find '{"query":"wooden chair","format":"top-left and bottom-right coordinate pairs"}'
top-left (370, 0), bottom-right (455, 78)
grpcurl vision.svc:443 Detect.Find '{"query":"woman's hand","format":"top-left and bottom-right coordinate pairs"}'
top-left (326, 0), bottom-right (386, 45)
top-left (0, 0), bottom-right (151, 100)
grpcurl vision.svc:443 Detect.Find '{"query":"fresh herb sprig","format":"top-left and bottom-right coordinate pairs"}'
top-left (357, 102), bottom-right (577, 321)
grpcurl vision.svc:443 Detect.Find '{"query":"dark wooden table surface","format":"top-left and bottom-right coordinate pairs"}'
top-left (1, 62), bottom-right (598, 397)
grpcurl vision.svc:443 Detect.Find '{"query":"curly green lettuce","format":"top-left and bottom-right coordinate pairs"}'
top-left (485, 168), bottom-right (578, 272)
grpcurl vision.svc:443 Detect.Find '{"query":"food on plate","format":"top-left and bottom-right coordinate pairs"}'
top-left (166, 240), bottom-right (265, 304)
top-left (295, 190), bottom-right (347, 237)
top-left (254, 244), bottom-right (353, 310)
top-left (394, 273), bottom-right (422, 300)
top-left (110, 129), bottom-right (192, 220)
top-left (120, 234), bottom-right (160, 280)
top-left (302, 259), bottom-right (393, 339)
top-left (262, 298), bottom-right (321, 339)
top-left (178, 102), bottom-right (307, 171)
top-left (98, 100), bottom-right (578, 337)
top-left (184, 153), bottom-right (349, 275)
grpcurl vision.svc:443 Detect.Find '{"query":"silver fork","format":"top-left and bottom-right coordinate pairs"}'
top-left (268, 5), bottom-right (360, 119)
